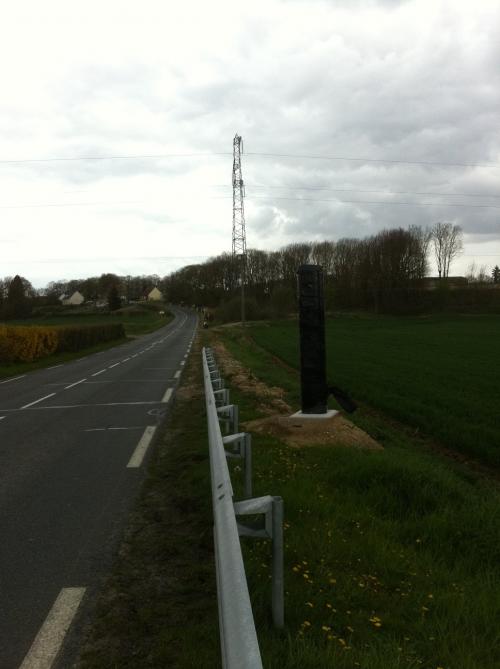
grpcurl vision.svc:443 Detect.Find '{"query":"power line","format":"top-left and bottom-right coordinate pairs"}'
top-left (0, 200), bottom-right (142, 210)
top-left (0, 150), bottom-right (498, 170)
top-left (244, 184), bottom-right (500, 199)
top-left (246, 195), bottom-right (500, 209)
top-left (245, 152), bottom-right (500, 170)
top-left (0, 152), bottom-right (232, 165)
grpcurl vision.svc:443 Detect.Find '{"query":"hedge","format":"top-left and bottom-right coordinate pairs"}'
top-left (0, 323), bottom-right (125, 363)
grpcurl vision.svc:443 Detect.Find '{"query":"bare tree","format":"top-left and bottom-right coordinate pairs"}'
top-left (431, 222), bottom-right (463, 278)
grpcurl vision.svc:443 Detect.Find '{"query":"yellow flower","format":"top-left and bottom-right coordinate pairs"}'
top-left (321, 625), bottom-right (331, 632)
top-left (302, 620), bottom-right (311, 627)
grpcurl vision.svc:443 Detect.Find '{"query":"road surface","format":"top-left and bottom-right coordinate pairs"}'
top-left (0, 306), bottom-right (197, 668)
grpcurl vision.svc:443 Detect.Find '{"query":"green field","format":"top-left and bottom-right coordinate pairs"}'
top-left (241, 314), bottom-right (500, 468)
top-left (215, 320), bottom-right (500, 669)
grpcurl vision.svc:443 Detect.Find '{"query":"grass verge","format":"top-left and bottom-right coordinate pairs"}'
top-left (73, 334), bottom-right (220, 668)
top-left (214, 327), bottom-right (500, 669)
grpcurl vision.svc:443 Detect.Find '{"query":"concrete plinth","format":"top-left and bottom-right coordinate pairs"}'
top-left (290, 410), bottom-right (339, 420)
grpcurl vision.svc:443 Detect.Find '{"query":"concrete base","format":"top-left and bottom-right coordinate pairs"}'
top-left (290, 410), bottom-right (339, 420)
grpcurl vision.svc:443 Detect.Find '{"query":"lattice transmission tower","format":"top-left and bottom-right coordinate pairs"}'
top-left (232, 133), bottom-right (247, 323)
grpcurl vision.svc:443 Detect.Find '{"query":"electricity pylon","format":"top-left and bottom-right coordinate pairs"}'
top-left (232, 133), bottom-right (247, 324)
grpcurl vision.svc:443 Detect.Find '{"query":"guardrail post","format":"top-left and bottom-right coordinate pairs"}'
top-left (223, 432), bottom-right (252, 498)
top-left (234, 495), bottom-right (285, 629)
top-left (214, 388), bottom-right (230, 407)
top-left (271, 496), bottom-right (284, 629)
top-left (217, 404), bottom-right (239, 435)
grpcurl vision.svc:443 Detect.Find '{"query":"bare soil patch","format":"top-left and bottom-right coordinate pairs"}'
top-left (212, 340), bottom-right (292, 415)
top-left (212, 340), bottom-right (382, 450)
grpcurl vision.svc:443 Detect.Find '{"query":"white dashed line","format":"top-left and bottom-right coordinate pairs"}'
top-left (0, 375), bottom-right (26, 384)
top-left (180, 361), bottom-right (185, 366)
top-left (109, 362), bottom-right (120, 368)
top-left (122, 357), bottom-right (130, 362)
top-left (127, 426), bottom-right (156, 468)
top-left (19, 587), bottom-right (86, 669)
top-left (0, 416), bottom-right (5, 421)
top-left (65, 378), bottom-right (86, 390)
top-left (21, 393), bottom-right (56, 409)
top-left (84, 426), bottom-right (144, 432)
top-left (161, 388), bottom-right (173, 403)
top-left (174, 370), bottom-right (181, 379)
top-left (47, 364), bottom-right (63, 370)
top-left (91, 369), bottom-right (106, 377)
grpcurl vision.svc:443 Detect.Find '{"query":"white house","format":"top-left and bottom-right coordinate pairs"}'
top-left (147, 287), bottom-right (163, 301)
top-left (61, 291), bottom-right (85, 306)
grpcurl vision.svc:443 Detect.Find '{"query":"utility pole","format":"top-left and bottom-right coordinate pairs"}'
top-left (232, 133), bottom-right (247, 325)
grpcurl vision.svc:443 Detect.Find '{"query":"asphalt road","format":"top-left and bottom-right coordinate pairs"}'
top-left (0, 306), bottom-right (198, 669)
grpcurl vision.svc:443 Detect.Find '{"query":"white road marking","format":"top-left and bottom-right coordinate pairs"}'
top-left (108, 362), bottom-right (120, 368)
top-left (127, 425), bottom-right (156, 468)
top-left (47, 364), bottom-right (63, 370)
top-left (122, 357), bottom-right (130, 362)
top-left (84, 426), bottom-right (144, 432)
top-left (0, 375), bottom-right (26, 384)
top-left (21, 393), bottom-right (56, 409)
top-left (78, 380), bottom-right (167, 384)
top-left (0, 416), bottom-right (5, 421)
top-left (19, 587), bottom-right (86, 669)
top-left (180, 361), bottom-right (185, 366)
top-left (25, 401), bottom-right (163, 409)
top-left (174, 370), bottom-right (181, 378)
top-left (65, 378), bottom-right (86, 390)
top-left (91, 369), bottom-right (106, 377)
top-left (161, 388), bottom-right (173, 403)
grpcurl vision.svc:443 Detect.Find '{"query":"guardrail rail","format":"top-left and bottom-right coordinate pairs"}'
top-left (203, 347), bottom-right (284, 669)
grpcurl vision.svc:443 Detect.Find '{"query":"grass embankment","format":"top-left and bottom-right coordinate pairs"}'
top-left (74, 335), bottom-right (220, 668)
top-left (215, 323), bottom-right (500, 669)
top-left (0, 309), bottom-right (172, 379)
top-left (245, 314), bottom-right (500, 469)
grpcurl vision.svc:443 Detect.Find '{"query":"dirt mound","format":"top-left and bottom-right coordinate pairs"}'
top-left (212, 341), bottom-right (292, 415)
top-left (244, 412), bottom-right (382, 449)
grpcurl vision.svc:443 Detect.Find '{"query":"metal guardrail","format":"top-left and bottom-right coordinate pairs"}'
top-left (203, 347), bottom-right (284, 669)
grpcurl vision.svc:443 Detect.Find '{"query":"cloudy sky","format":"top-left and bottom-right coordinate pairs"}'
top-left (1, 0), bottom-right (499, 287)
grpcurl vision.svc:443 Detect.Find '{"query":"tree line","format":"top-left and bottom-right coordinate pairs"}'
top-left (0, 273), bottom-right (165, 320)
top-left (3, 221), bottom-right (499, 321)
top-left (165, 223), bottom-right (471, 314)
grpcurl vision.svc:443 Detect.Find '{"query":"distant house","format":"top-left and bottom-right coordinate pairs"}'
top-left (61, 291), bottom-right (85, 306)
top-left (147, 287), bottom-right (163, 301)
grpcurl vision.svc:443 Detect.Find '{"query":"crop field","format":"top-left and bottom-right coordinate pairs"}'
top-left (243, 314), bottom-right (500, 468)
top-left (215, 319), bottom-right (500, 669)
